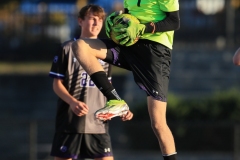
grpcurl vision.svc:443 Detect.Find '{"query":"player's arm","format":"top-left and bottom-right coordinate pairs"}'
top-left (53, 78), bottom-right (89, 116)
top-left (233, 47), bottom-right (240, 66)
top-left (114, 9), bottom-right (180, 46)
top-left (124, 8), bottom-right (180, 33)
top-left (145, 11), bottom-right (180, 33)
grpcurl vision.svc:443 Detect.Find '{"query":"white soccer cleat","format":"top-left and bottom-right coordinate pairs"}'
top-left (95, 100), bottom-right (129, 121)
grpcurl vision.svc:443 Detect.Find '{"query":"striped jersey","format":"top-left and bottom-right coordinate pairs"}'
top-left (49, 39), bottom-right (111, 134)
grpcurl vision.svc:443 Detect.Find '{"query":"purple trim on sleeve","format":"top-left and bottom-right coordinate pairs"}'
top-left (110, 48), bottom-right (119, 64)
top-left (49, 72), bottom-right (65, 79)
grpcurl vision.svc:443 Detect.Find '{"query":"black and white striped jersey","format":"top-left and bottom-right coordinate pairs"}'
top-left (49, 39), bottom-right (112, 134)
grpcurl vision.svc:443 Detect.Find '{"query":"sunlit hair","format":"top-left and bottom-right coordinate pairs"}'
top-left (78, 4), bottom-right (106, 20)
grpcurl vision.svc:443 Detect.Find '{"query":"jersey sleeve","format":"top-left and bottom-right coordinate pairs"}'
top-left (158, 0), bottom-right (179, 12)
top-left (49, 44), bottom-right (68, 79)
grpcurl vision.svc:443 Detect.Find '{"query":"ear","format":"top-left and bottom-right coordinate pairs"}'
top-left (78, 17), bottom-right (82, 26)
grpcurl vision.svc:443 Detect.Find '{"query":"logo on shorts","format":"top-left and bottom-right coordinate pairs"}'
top-left (104, 148), bottom-right (111, 152)
top-left (152, 90), bottom-right (159, 95)
top-left (60, 146), bottom-right (67, 152)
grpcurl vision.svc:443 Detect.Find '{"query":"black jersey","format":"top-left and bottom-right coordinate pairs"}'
top-left (49, 39), bottom-right (111, 133)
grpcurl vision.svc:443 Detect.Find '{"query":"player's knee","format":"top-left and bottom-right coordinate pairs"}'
top-left (151, 121), bottom-right (167, 135)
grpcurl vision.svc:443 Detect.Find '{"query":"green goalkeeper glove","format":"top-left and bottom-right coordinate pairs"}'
top-left (113, 19), bottom-right (146, 46)
top-left (105, 10), bottom-right (122, 38)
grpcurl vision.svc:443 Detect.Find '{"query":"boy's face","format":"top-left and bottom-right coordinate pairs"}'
top-left (78, 12), bottom-right (103, 38)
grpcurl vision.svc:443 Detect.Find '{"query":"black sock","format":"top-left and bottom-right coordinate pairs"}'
top-left (90, 71), bottom-right (121, 101)
top-left (163, 154), bottom-right (176, 160)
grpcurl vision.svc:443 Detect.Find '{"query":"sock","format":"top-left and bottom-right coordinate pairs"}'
top-left (90, 71), bottom-right (121, 101)
top-left (163, 153), bottom-right (177, 160)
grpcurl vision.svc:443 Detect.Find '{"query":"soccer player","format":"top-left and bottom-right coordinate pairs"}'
top-left (233, 47), bottom-right (240, 65)
top-left (72, 1), bottom-right (180, 160)
top-left (49, 4), bottom-right (133, 160)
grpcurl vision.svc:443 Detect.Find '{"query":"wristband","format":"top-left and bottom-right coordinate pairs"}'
top-left (150, 22), bottom-right (155, 34)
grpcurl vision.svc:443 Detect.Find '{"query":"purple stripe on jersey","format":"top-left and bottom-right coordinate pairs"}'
top-left (110, 48), bottom-right (119, 64)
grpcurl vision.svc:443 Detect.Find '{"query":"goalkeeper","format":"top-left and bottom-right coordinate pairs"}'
top-left (72, 0), bottom-right (180, 160)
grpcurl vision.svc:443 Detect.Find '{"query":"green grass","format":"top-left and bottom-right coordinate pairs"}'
top-left (0, 62), bottom-right (129, 75)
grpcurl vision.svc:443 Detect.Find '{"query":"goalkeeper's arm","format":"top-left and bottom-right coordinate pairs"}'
top-left (124, 8), bottom-right (180, 33)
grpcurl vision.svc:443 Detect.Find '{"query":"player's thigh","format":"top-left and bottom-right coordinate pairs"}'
top-left (126, 40), bottom-right (171, 101)
top-left (147, 96), bottom-right (167, 125)
top-left (82, 133), bottom-right (113, 159)
top-left (100, 39), bottom-right (132, 70)
top-left (51, 132), bottom-right (82, 159)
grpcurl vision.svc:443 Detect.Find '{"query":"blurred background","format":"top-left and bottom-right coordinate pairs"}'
top-left (0, 0), bottom-right (240, 159)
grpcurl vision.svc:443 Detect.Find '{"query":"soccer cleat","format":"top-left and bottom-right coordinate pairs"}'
top-left (95, 100), bottom-right (129, 121)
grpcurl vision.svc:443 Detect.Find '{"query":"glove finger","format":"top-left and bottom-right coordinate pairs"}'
top-left (108, 10), bottom-right (122, 25)
top-left (107, 11), bottom-right (116, 26)
top-left (115, 33), bottom-right (128, 41)
top-left (112, 27), bottom-right (126, 33)
top-left (105, 10), bottom-right (123, 38)
top-left (105, 22), bottom-right (110, 31)
top-left (125, 39), bottom-right (134, 46)
top-left (106, 31), bottom-right (110, 38)
top-left (107, 18), bottom-right (114, 27)
top-left (105, 23), bottom-right (111, 32)
top-left (126, 36), bottom-right (139, 46)
top-left (119, 37), bottom-right (130, 45)
top-left (105, 21), bottom-right (111, 38)
top-left (105, 16), bottom-right (112, 34)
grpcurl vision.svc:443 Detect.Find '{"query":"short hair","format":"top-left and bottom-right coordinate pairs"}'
top-left (78, 4), bottom-right (106, 20)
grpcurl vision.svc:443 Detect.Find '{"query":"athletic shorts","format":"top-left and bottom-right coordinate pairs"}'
top-left (101, 39), bottom-right (172, 102)
top-left (50, 132), bottom-right (113, 159)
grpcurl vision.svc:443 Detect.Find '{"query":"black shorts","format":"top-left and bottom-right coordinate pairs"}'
top-left (50, 132), bottom-right (113, 159)
top-left (101, 39), bottom-right (172, 102)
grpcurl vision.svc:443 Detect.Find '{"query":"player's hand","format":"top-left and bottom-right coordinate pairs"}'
top-left (113, 19), bottom-right (145, 46)
top-left (69, 99), bottom-right (89, 116)
top-left (105, 10), bottom-right (122, 38)
top-left (121, 110), bottom-right (133, 121)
